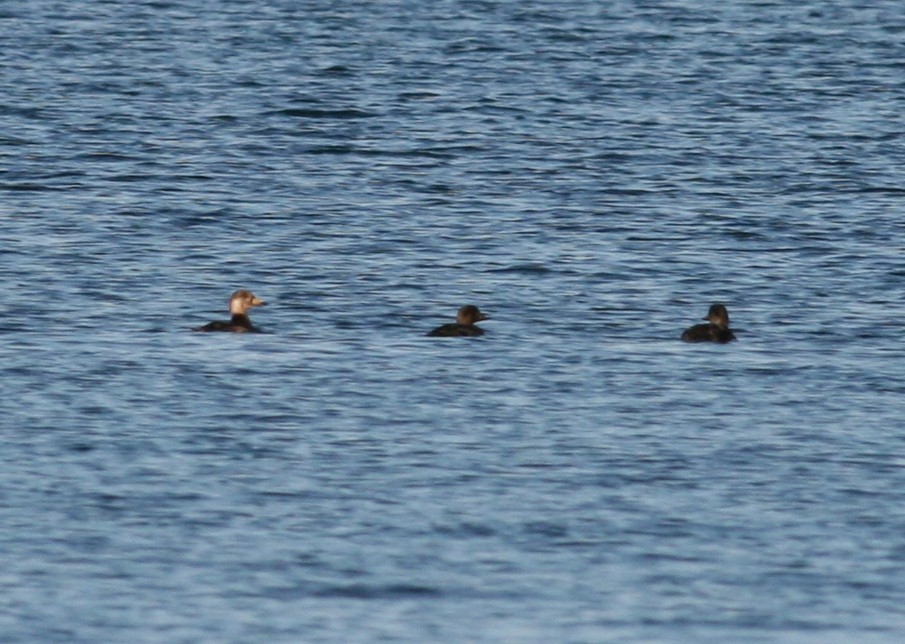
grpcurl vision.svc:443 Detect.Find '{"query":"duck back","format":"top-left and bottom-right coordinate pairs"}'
top-left (681, 323), bottom-right (736, 343)
top-left (195, 314), bottom-right (258, 333)
top-left (427, 323), bottom-right (485, 337)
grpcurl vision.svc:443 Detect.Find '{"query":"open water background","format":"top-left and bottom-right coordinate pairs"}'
top-left (2, 1), bottom-right (905, 641)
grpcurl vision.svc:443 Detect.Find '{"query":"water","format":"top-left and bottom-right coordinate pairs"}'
top-left (2, 0), bottom-right (905, 641)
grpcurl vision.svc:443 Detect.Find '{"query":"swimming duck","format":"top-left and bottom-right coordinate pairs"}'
top-left (681, 303), bottom-right (736, 343)
top-left (194, 289), bottom-right (266, 332)
top-left (427, 304), bottom-right (488, 337)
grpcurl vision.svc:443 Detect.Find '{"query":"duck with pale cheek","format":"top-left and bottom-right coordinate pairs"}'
top-left (194, 290), bottom-right (266, 333)
top-left (681, 303), bottom-right (736, 343)
top-left (427, 304), bottom-right (488, 337)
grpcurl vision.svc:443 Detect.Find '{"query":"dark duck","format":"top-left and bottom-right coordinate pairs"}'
top-left (427, 304), bottom-right (488, 337)
top-left (194, 290), bottom-right (266, 333)
top-left (681, 303), bottom-right (736, 343)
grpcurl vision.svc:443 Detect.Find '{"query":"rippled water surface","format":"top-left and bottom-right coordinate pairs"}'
top-left (3, 1), bottom-right (905, 641)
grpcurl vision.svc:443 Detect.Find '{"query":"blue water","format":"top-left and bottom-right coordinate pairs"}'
top-left (3, 0), bottom-right (905, 641)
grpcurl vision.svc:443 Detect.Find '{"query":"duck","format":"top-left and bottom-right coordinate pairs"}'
top-left (681, 303), bottom-right (736, 343)
top-left (427, 304), bottom-right (488, 337)
top-left (194, 289), bottom-right (266, 332)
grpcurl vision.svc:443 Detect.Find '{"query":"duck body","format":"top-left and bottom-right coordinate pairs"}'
top-left (427, 323), bottom-right (485, 337)
top-left (427, 304), bottom-right (488, 337)
top-left (194, 290), bottom-right (266, 333)
top-left (681, 303), bottom-right (736, 343)
top-left (195, 314), bottom-right (259, 333)
top-left (681, 323), bottom-right (736, 343)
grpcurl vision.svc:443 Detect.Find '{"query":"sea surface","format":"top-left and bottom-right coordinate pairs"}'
top-left (2, 1), bottom-right (905, 641)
